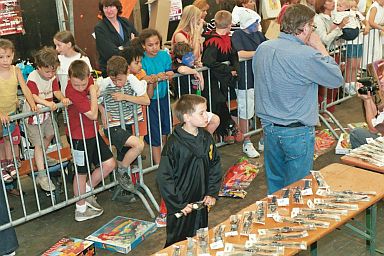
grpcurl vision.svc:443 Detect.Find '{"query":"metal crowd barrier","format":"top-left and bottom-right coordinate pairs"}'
top-left (318, 29), bottom-right (381, 138)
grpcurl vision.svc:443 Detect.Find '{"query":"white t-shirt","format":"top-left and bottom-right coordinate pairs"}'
top-left (332, 10), bottom-right (365, 29)
top-left (57, 53), bottom-right (92, 95)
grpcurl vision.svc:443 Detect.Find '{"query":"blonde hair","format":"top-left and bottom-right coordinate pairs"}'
top-left (214, 10), bottom-right (232, 29)
top-left (172, 5), bottom-right (202, 57)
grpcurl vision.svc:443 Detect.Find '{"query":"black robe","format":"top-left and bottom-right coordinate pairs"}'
top-left (156, 125), bottom-right (222, 247)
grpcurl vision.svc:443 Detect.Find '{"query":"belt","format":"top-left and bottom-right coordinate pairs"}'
top-left (273, 122), bottom-right (304, 128)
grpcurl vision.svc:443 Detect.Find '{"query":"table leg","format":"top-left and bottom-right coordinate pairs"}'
top-left (310, 242), bottom-right (318, 256)
top-left (366, 204), bottom-right (377, 255)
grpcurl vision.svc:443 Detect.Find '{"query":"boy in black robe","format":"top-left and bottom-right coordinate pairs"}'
top-left (156, 94), bottom-right (222, 247)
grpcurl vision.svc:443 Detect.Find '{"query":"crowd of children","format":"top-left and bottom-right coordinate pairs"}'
top-left (4, 0), bottom-right (382, 252)
top-left (0, 1), bottom-right (269, 250)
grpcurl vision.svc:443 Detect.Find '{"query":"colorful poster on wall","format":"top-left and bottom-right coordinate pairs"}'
top-left (169, 0), bottom-right (182, 21)
top-left (0, 0), bottom-right (24, 36)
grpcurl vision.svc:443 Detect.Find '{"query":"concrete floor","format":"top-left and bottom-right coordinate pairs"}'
top-left (10, 96), bottom-right (384, 255)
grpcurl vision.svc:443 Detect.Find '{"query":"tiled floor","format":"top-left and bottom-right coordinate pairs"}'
top-left (10, 96), bottom-right (384, 255)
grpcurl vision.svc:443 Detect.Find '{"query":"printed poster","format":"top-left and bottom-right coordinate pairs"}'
top-left (169, 0), bottom-right (182, 21)
top-left (0, 0), bottom-right (24, 36)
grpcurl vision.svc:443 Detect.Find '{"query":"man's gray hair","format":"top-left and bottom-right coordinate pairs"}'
top-left (280, 4), bottom-right (315, 35)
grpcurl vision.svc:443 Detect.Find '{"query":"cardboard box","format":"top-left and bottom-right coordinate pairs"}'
top-left (42, 237), bottom-right (95, 256)
top-left (86, 216), bottom-right (157, 254)
top-left (335, 133), bottom-right (351, 155)
top-left (147, 0), bottom-right (171, 43)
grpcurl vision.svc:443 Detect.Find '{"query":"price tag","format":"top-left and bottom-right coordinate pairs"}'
top-left (210, 240), bottom-right (224, 250)
top-left (248, 234), bottom-right (257, 242)
top-left (291, 207), bottom-right (300, 218)
top-left (277, 198), bottom-right (289, 206)
top-left (258, 229), bottom-right (267, 235)
top-left (316, 189), bottom-right (327, 196)
top-left (224, 231), bottom-right (238, 237)
top-left (307, 199), bottom-right (315, 209)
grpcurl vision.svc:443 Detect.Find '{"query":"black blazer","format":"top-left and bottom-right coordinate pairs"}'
top-left (94, 16), bottom-right (138, 75)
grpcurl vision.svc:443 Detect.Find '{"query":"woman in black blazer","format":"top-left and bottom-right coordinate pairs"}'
top-left (95, 0), bottom-right (138, 76)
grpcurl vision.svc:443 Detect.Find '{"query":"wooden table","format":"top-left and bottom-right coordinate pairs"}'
top-left (153, 163), bottom-right (384, 256)
top-left (341, 155), bottom-right (384, 174)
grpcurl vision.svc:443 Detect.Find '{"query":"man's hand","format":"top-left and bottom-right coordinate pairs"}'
top-left (231, 70), bottom-right (238, 77)
top-left (181, 204), bottom-right (193, 216)
top-left (203, 195), bottom-right (216, 207)
top-left (111, 92), bottom-right (126, 102)
top-left (356, 82), bottom-right (373, 100)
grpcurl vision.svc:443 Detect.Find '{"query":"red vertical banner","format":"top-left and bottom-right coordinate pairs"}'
top-left (0, 0), bottom-right (24, 36)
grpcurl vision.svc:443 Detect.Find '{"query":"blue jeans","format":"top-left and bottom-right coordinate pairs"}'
top-left (263, 124), bottom-right (315, 194)
top-left (349, 128), bottom-right (379, 149)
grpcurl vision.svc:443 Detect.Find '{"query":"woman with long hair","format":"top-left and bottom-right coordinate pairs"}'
top-left (171, 5), bottom-right (204, 67)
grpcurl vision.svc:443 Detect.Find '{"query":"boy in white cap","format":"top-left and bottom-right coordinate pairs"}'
top-left (231, 8), bottom-right (267, 158)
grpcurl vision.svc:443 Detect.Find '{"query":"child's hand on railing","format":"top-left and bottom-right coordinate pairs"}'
top-left (0, 112), bottom-right (10, 125)
top-left (47, 101), bottom-right (57, 111)
top-left (61, 98), bottom-right (71, 107)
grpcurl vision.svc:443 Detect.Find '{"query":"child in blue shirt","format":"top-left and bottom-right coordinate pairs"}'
top-left (139, 29), bottom-right (174, 165)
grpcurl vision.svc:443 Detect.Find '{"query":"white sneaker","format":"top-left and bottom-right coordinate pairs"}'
top-left (75, 207), bottom-right (103, 222)
top-left (258, 138), bottom-right (264, 152)
top-left (85, 195), bottom-right (103, 211)
top-left (243, 142), bottom-right (260, 158)
top-left (36, 175), bottom-right (56, 191)
top-left (343, 82), bottom-right (356, 95)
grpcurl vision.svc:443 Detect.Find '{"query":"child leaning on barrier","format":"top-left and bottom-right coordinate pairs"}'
top-left (156, 94), bottom-right (222, 247)
top-left (98, 56), bottom-right (148, 191)
top-left (139, 28), bottom-right (174, 165)
top-left (231, 8), bottom-right (267, 158)
top-left (0, 38), bottom-right (37, 184)
top-left (172, 41), bottom-right (204, 96)
top-left (66, 60), bottom-right (116, 222)
top-left (121, 43), bottom-right (150, 139)
top-left (25, 47), bottom-right (70, 192)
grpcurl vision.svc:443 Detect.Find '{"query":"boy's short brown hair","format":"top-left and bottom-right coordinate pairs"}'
top-left (214, 10), bottom-right (232, 29)
top-left (174, 94), bottom-right (206, 123)
top-left (0, 39), bottom-right (15, 52)
top-left (173, 42), bottom-right (193, 60)
top-left (107, 56), bottom-right (128, 77)
top-left (34, 47), bottom-right (59, 69)
top-left (68, 60), bottom-right (90, 80)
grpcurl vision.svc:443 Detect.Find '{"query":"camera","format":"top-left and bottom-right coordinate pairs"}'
top-left (357, 77), bottom-right (377, 95)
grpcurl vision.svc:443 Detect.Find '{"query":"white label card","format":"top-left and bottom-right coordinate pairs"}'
top-left (307, 199), bottom-right (315, 209)
top-left (73, 149), bottom-right (85, 166)
top-left (210, 240), bottom-right (224, 250)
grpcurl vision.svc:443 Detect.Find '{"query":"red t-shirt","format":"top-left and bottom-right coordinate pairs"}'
top-left (26, 71), bottom-right (60, 124)
top-left (65, 76), bottom-right (98, 139)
